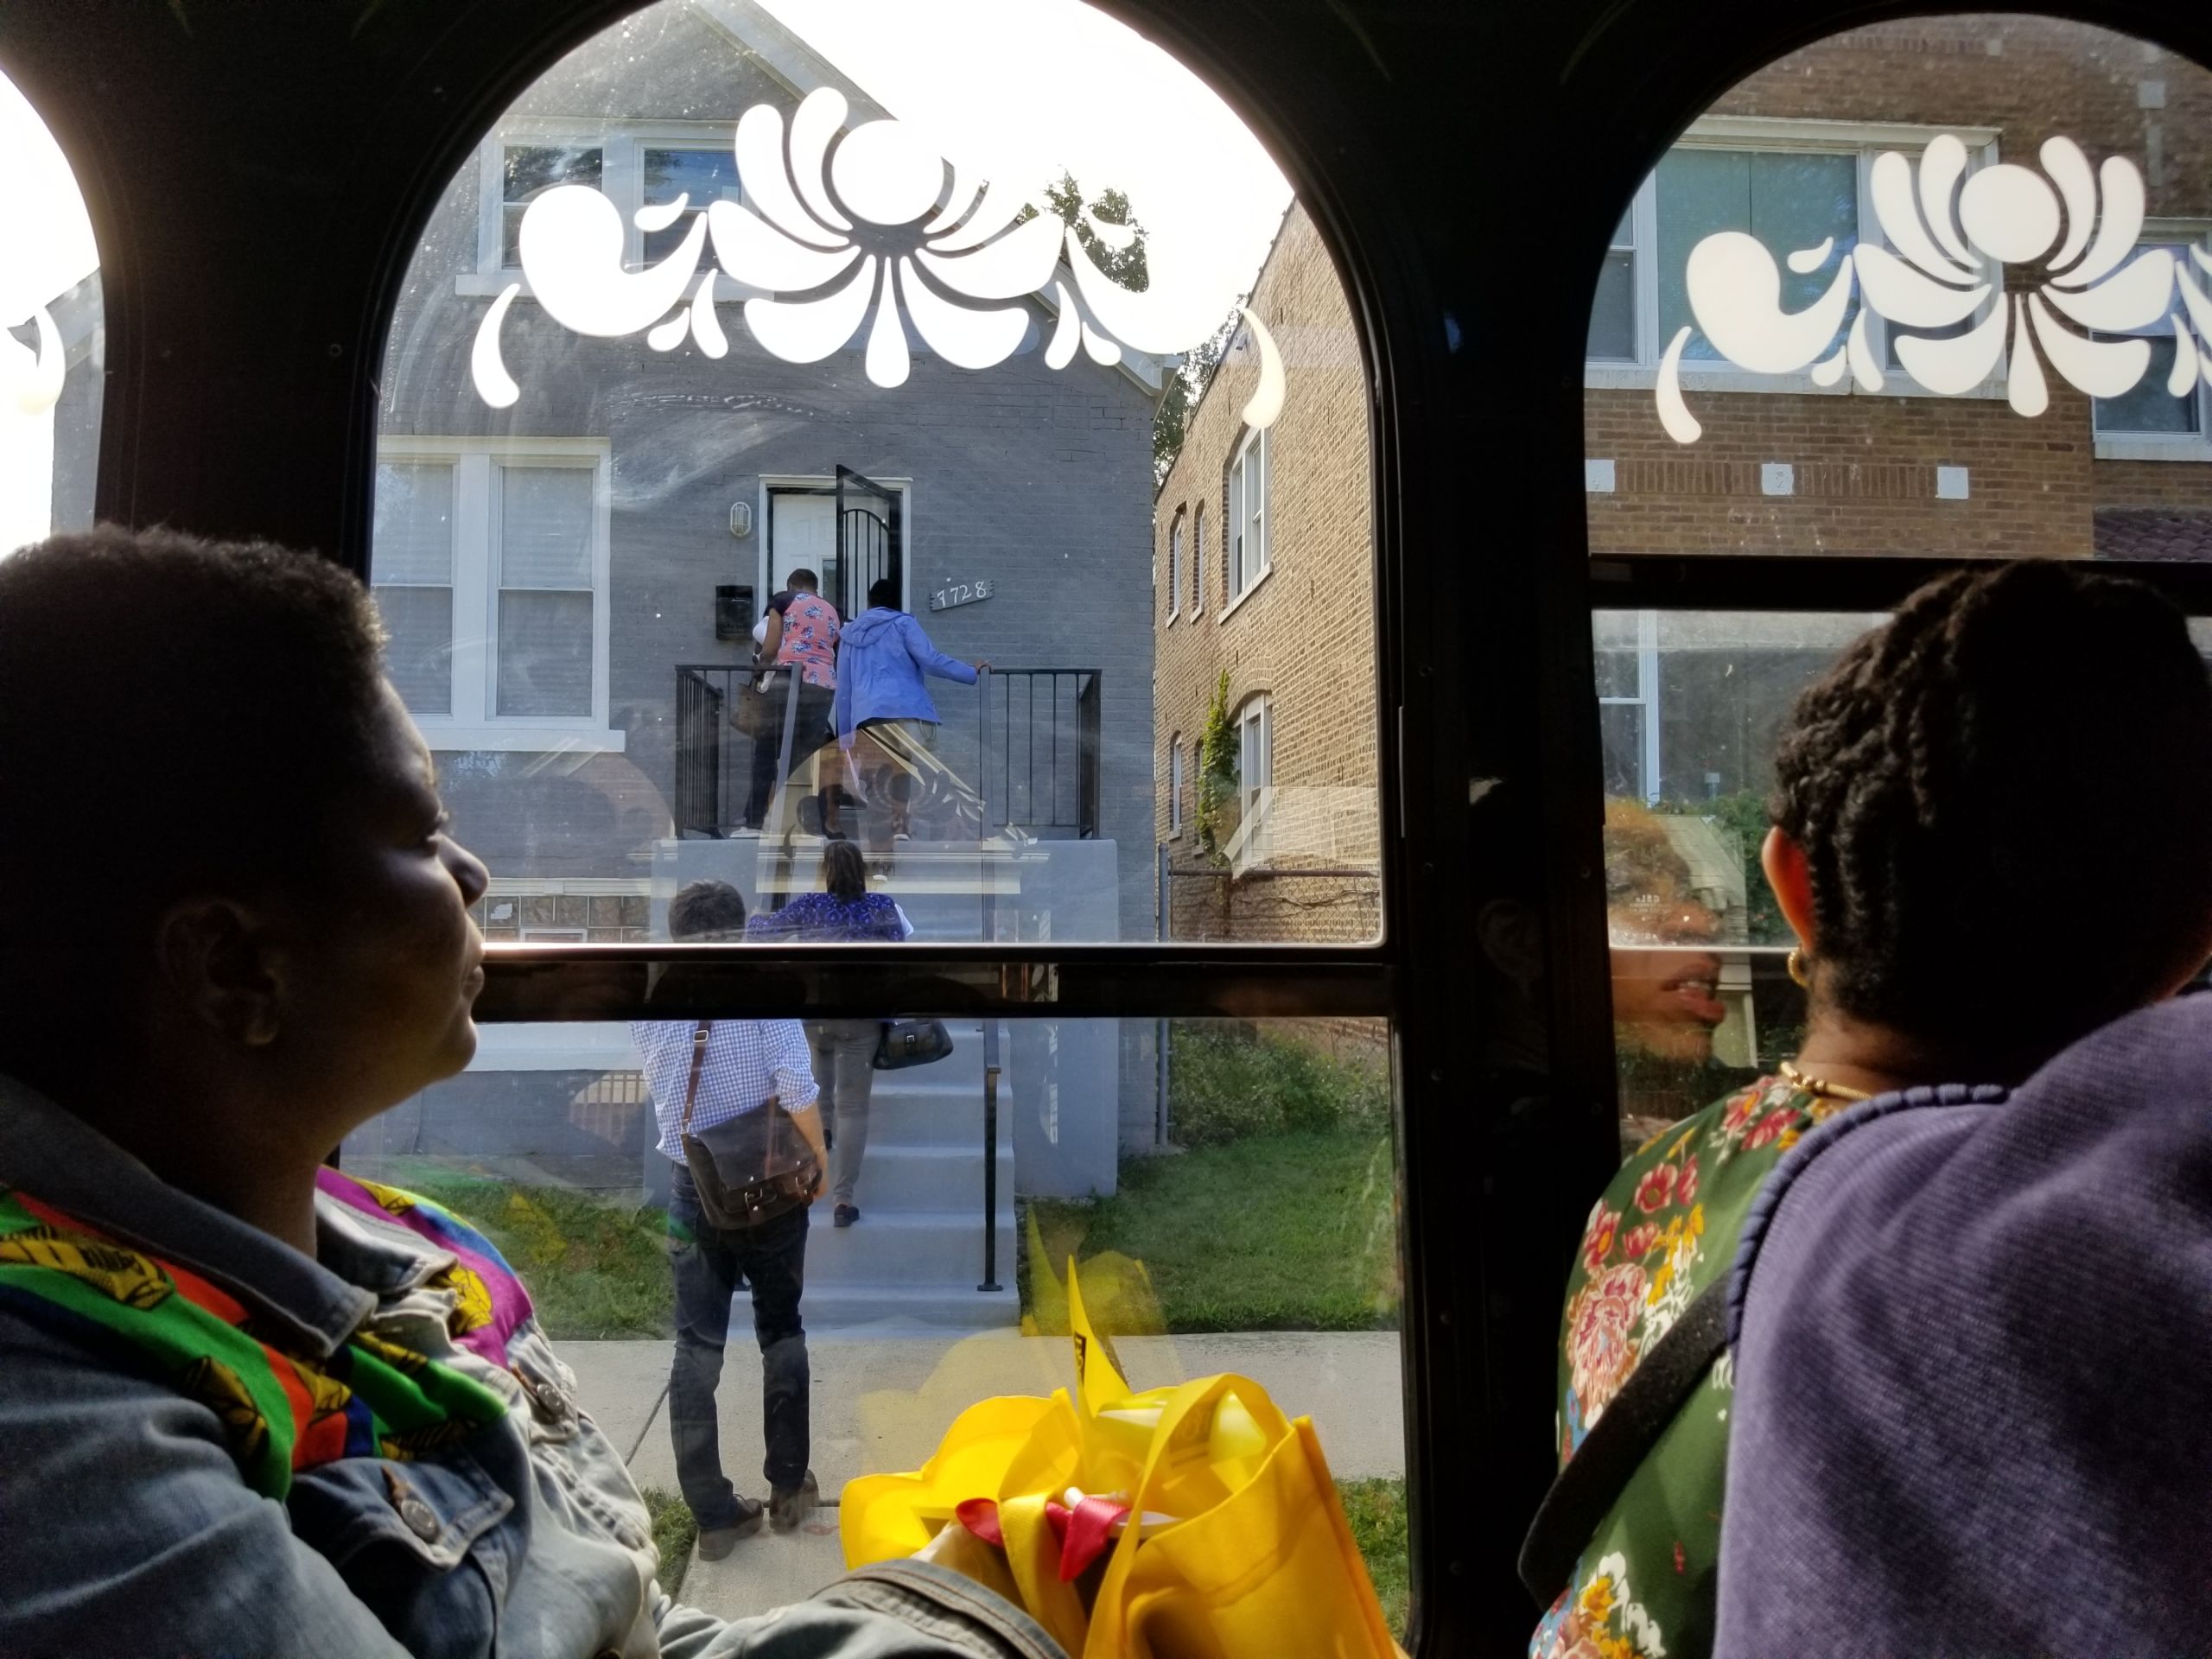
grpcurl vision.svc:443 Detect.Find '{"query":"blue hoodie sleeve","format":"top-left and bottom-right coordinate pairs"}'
top-left (899, 613), bottom-right (978, 685)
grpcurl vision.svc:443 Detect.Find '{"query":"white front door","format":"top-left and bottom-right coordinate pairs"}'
top-left (767, 490), bottom-right (838, 612)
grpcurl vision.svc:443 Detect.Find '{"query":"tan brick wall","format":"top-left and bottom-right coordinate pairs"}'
top-left (1151, 206), bottom-right (1379, 944)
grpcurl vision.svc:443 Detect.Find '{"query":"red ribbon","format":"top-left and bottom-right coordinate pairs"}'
top-left (954, 1493), bottom-right (1134, 1581)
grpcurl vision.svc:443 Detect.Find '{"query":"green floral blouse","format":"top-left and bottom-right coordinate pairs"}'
top-left (1529, 1076), bottom-right (1851, 1659)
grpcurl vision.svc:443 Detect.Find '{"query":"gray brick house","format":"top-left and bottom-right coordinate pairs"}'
top-left (351, 0), bottom-right (1167, 1211)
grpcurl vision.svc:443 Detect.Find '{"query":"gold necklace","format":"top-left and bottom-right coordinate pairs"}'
top-left (1778, 1058), bottom-right (1872, 1103)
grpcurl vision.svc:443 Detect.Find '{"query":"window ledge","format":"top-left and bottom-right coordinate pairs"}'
top-left (1219, 564), bottom-right (1274, 622)
top-left (2095, 436), bottom-right (2212, 463)
top-left (1165, 607), bottom-right (1179, 626)
top-left (1585, 364), bottom-right (2005, 401)
top-left (418, 725), bottom-right (629, 754)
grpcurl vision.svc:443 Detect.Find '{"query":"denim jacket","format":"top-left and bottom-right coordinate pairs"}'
top-left (0, 1076), bottom-right (1063, 1659)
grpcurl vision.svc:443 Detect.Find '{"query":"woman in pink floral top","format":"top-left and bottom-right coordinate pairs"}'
top-left (1532, 563), bottom-right (2212, 1659)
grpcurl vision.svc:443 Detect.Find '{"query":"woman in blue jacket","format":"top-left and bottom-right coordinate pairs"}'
top-left (832, 577), bottom-right (988, 842)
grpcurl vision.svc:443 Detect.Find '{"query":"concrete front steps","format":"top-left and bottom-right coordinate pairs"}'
top-left (736, 1021), bottom-right (1020, 1334)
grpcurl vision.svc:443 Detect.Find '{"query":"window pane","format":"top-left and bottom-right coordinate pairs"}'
top-left (374, 461), bottom-right (454, 583)
top-left (375, 585), bottom-right (454, 714)
top-left (0, 69), bottom-right (102, 553)
top-left (2098, 337), bottom-right (2200, 434)
top-left (1593, 646), bottom-right (1640, 701)
top-left (1658, 149), bottom-right (1856, 364)
top-left (498, 589), bottom-right (594, 715)
top-left (501, 145), bottom-right (603, 265)
top-left (340, 1011), bottom-right (1408, 1630)
top-left (1586, 17), bottom-right (2212, 566)
top-left (378, 0), bottom-right (1382, 947)
top-left (1599, 701), bottom-right (1645, 799)
top-left (641, 147), bottom-right (736, 266)
top-left (500, 466), bottom-right (594, 588)
top-left (1586, 249), bottom-right (1635, 360)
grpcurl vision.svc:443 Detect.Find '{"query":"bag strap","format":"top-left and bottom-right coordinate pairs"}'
top-left (681, 1020), bottom-right (713, 1132)
top-left (1516, 1278), bottom-right (1730, 1609)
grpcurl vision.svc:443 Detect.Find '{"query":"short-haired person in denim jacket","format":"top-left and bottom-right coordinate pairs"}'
top-left (0, 529), bottom-right (1063, 1659)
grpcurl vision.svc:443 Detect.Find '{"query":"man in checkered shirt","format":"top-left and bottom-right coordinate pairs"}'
top-left (632, 880), bottom-right (828, 1558)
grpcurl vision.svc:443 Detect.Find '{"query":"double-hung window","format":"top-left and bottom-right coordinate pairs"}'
top-left (496, 142), bottom-right (604, 270)
top-left (639, 143), bottom-right (741, 267)
top-left (1228, 427), bottom-right (1269, 601)
top-left (1167, 512), bottom-right (1185, 621)
top-left (2094, 233), bottom-right (2212, 456)
top-left (372, 439), bottom-right (617, 748)
top-left (1587, 118), bottom-right (1999, 385)
top-left (474, 124), bottom-right (741, 286)
top-left (1594, 610), bottom-right (1659, 804)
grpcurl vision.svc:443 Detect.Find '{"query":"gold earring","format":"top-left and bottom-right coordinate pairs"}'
top-left (1787, 946), bottom-right (1812, 989)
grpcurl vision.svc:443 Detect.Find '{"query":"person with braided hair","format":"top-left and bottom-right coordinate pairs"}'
top-left (1529, 562), bottom-right (2212, 1659)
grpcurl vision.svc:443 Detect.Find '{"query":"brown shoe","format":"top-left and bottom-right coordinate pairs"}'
top-left (834, 1204), bottom-right (860, 1228)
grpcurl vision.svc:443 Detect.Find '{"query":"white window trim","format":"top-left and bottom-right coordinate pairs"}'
top-left (1596, 609), bottom-right (1662, 804)
top-left (1586, 115), bottom-right (2005, 401)
top-left (461, 119), bottom-right (767, 301)
top-left (375, 435), bottom-right (623, 753)
top-left (1166, 512), bottom-right (1185, 625)
top-left (2093, 221), bottom-right (2212, 462)
top-left (1222, 426), bottom-right (1271, 620)
top-left (757, 474), bottom-right (914, 613)
top-left (1167, 736), bottom-right (1185, 837)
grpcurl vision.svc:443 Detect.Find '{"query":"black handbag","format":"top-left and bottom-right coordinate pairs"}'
top-left (873, 1018), bottom-right (955, 1070)
top-left (677, 1020), bottom-right (820, 1230)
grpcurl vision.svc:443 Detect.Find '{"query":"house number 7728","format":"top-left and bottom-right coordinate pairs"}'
top-left (928, 578), bottom-right (995, 612)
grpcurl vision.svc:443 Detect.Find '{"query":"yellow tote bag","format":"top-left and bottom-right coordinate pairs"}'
top-left (840, 1392), bottom-right (1074, 1565)
top-left (1084, 1372), bottom-right (1396, 1659)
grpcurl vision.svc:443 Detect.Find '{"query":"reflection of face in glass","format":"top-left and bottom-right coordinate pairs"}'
top-left (1605, 799), bottom-right (1728, 1062)
top-left (1609, 898), bottom-right (1726, 1062)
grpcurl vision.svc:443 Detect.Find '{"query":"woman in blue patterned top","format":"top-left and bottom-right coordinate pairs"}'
top-left (748, 841), bottom-right (912, 1226)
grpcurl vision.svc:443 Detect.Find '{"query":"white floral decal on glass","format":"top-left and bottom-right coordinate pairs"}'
top-left (1656, 135), bottom-right (2212, 443)
top-left (473, 87), bottom-right (1284, 428)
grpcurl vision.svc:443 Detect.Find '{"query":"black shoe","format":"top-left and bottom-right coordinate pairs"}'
top-left (695, 1498), bottom-right (766, 1560)
top-left (769, 1471), bottom-right (819, 1533)
top-left (834, 1204), bottom-right (860, 1228)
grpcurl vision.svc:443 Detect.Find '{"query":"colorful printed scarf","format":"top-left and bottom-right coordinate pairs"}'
top-left (0, 1171), bottom-right (529, 1498)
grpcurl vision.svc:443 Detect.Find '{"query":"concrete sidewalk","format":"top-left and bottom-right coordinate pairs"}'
top-left (563, 1327), bottom-right (1404, 1622)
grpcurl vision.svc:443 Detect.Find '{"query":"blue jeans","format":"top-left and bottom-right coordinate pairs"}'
top-left (665, 1160), bottom-right (810, 1528)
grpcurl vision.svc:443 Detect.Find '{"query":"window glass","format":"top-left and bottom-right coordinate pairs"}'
top-left (376, 0), bottom-right (1380, 946)
top-left (1586, 207), bottom-right (1636, 360)
top-left (1168, 513), bottom-right (1185, 618)
top-left (1656, 150), bottom-right (1858, 365)
top-left (640, 145), bottom-right (739, 265)
top-left (501, 143), bottom-right (604, 267)
top-left (1595, 610), bottom-right (1882, 1141)
top-left (0, 69), bottom-right (100, 555)
top-left (342, 1010), bottom-right (1405, 1626)
top-left (1586, 17), bottom-right (2212, 560)
top-left (372, 461), bottom-right (457, 712)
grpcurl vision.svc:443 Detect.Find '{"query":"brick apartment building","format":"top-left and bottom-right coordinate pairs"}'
top-left (1155, 14), bottom-right (2212, 950)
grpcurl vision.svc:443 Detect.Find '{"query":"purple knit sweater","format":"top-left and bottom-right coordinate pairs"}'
top-left (1717, 992), bottom-right (2212, 1656)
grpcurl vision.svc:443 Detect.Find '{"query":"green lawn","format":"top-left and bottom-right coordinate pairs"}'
top-left (1338, 1475), bottom-right (1411, 1639)
top-left (1025, 1123), bottom-right (1398, 1333)
top-left (397, 1170), bottom-right (675, 1339)
top-left (641, 1485), bottom-right (699, 1598)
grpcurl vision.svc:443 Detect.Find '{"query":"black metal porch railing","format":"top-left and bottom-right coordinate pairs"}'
top-left (672, 664), bottom-right (1103, 841)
